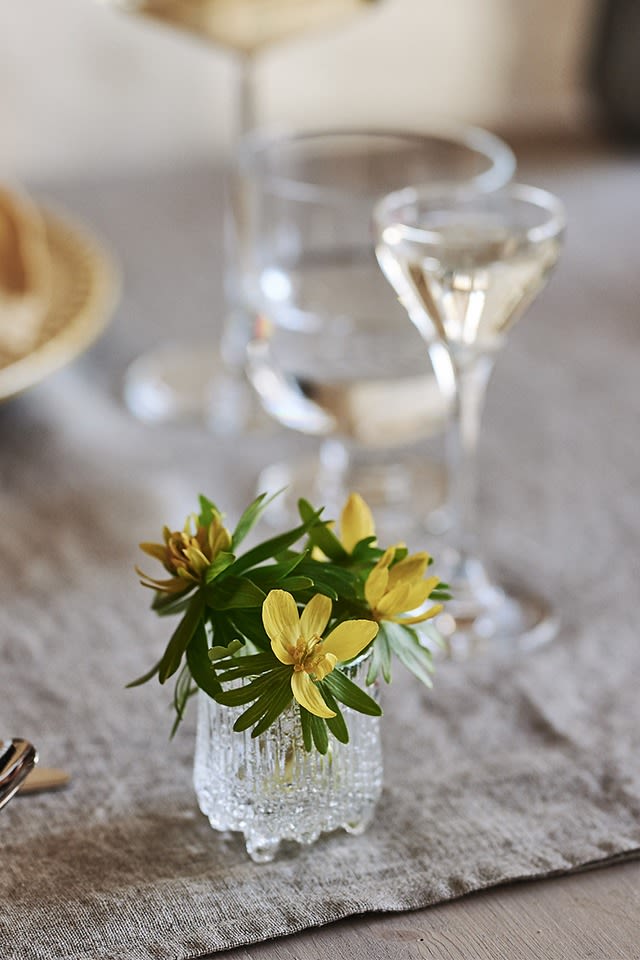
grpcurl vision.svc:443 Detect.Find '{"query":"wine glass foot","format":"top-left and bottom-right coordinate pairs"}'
top-left (433, 554), bottom-right (558, 659)
top-left (257, 447), bottom-right (447, 544)
top-left (123, 340), bottom-right (259, 433)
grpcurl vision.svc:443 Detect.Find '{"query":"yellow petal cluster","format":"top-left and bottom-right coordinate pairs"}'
top-left (365, 548), bottom-right (442, 625)
top-left (262, 590), bottom-right (378, 718)
top-left (137, 513), bottom-right (231, 594)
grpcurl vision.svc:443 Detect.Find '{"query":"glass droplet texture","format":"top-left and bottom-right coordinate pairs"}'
top-left (193, 656), bottom-right (382, 862)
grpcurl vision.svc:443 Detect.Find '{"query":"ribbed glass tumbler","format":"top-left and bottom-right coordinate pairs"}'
top-left (193, 656), bottom-right (383, 862)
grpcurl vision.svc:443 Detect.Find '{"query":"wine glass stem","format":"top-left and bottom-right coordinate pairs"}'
top-left (223, 53), bottom-right (258, 364)
top-left (447, 354), bottom-right (494, 559)
top-left (236, 53), bottom-right (257, 142)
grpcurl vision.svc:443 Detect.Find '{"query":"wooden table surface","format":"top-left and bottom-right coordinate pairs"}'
top-left (216, 859), bottom-right (640, 959)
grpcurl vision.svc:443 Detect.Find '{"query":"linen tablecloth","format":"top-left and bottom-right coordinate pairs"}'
top-left (1, 144), bottom-right (639, 960)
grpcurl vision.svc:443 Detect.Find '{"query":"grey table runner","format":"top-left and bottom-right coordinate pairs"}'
top-left (1, 146), bottom-right (639, 960)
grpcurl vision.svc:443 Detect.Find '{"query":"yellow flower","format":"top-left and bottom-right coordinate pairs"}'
top-left (262, 590), bottom-right (378, 719)
top-left (339, 492), bottom-right (376, 553)
top-left (311, 492), bottom-right (376, 561)
top-left (137, 513), bottom-right (232, 594)
top-left (365, 547), bottom-right (443, 625)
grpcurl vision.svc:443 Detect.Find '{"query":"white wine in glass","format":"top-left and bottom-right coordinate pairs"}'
top-left (108, 0), bottom-right (377, 54)
top-left (100, 0), bottom-right (380, 424)
top-left (375, 184), bottom-right (566, 656)
top-left (377, 218), bottom-right (562, 363)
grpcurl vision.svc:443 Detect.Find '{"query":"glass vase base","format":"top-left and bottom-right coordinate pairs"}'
top-left (433, 552), bottom-right (559, 659)
top-left (202, 809), bottom-right (377, 864)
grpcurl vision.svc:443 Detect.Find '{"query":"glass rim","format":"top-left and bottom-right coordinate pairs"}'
top-left (373, 182), bottom-right (567, 247)
top-left (236, 124), bottom-right (516, 202)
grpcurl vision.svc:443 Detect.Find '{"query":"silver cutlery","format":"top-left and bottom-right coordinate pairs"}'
top-left (0, 738), bottom-right (38, 810)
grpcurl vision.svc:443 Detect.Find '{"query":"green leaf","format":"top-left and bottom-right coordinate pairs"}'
top-left (206, 576), bottom-right (266, 609)
top-left (216, 666), bottom-right (285, 706)
top-left (247, 553), bottom-right (308, 588)
top-left (151, 586), bottom-right (195, 616)
top-left (367, 627), bottom-right (392, 685)
top-left (231, 490), bottom-right (283, 550)
top-left (229, 512), bottom-right (322, 577)
top-left (324, 669), bottom-right (382, 716)
top-left (126, 656), bottom-right (163, 689)
top-left (198, 494), bottom-right (221, 526)
top-left (294, 560), bottom-right (358, 600)
top-left (186, 622), bottom-right (221, 699)
top-left (209, 612), bottom-right (242, 650)
top-left (209, 640), bottom-right (243, 660)
top-left (350, 537), bottom-right (382, 564)
top-left (228, 609), bottom-right (271, 652)
top-left (384, 621), bottom-right (434, 688)
top-left (298, 498), bottom-right (347, 561)
top-left (320, 687), bottom-right (349, 744)
top-left (307, 712), bottom-right (329, 754)
top-left (204, 551), bottom-right (236, 584)
top-left (278, 576), bottom-right (314, 593)
top-left (170, 663), bottom-right (196, 738)
top-left (158, 591), bottom-right (205, 684)
top-left (250, 678), bottom-right (293, 737)
top-left (232, 669), bottom-right (292, 734)
top-left (300, 707), bottom-right (313, 751)
top-left (212, 651), bottom-right (277, 676)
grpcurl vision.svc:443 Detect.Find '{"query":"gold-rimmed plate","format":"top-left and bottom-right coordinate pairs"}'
top-left (0, 208), bottom-right (120, 402)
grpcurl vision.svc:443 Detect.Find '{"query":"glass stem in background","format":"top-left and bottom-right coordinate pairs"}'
top-left (237, 52), bottom-right (257, 142)
top-left (446, 353), bottom-right (494, 560)
top-left (222, 52), bottom-right (258, 370)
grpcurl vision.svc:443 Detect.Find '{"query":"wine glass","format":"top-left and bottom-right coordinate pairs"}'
top-left (374, 183), bottom-right (566, 654)
top-left (235, 127), bottom-right (516, 536)
top-left (99, 0), bottom-right (382, 424)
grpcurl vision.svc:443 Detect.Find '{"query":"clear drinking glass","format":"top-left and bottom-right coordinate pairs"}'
top-left (235, 127), bottom-right (515, 536)
top-left (374, 183), bottom-right (566, 655)
top-left (99, 0), bottom-right (382, 425)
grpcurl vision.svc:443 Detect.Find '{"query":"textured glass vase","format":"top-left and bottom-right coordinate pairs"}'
top-left (193, 656), bottom-right (383, 862)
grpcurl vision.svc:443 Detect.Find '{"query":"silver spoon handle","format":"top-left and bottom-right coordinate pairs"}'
top-left (0, 739), bottom-right (38, 810)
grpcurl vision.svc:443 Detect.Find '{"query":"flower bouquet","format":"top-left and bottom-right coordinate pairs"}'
top-left (133, 491), bottom-right (448, 861)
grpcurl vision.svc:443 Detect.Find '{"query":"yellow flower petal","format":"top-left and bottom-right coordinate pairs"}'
top-left (271, 636), bottom-right (296, 665)
top-left (135, 567), bottom-right (191, 594)
top-left (262, 590), bottom-right (300, 654)
top-left (185, 546), bottom-right (209, 571)
top-left (365, 565), bottom-right (388, 608)
top-left (291, 671), bottom-right (335, 718)
top-left (403, 581), bottom-right (435, 612)
top-left (211, 523), bottom-right (231, 555)
top-left (139, 542), bottom-right (168, 562)
top-left (300, 594), bottom-right (332, 640)
top-left (392, 603), bottom-right (443, 625)
top-left (340, 493), bottom-right (375, 553)
top-left (364, 547), bottom-right (395, 607)
top-left (387, 552), bottom-right (430, 590)
top-left (312, 652), bottom-right (337, 680)
top-left (376, 582), bottom-right (413, 617)
top-left (322, 619), bottom-right (378, 663)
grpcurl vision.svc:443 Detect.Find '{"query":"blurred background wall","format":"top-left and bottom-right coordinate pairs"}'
top-left (0, 0), bottom-right (599, 181)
